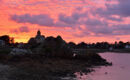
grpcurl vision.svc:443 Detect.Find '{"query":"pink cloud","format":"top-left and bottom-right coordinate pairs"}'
top-left (11, 26), bottom-right (30, 33)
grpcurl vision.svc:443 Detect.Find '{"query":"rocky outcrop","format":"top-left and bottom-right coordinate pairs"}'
top-left (10, 48), bottom-right (32, 56)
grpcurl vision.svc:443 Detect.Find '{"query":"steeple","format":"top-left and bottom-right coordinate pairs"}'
top-left (37, 30), bottom-right (41, 36)
top-left (35, 29), bottom-right (45, 43)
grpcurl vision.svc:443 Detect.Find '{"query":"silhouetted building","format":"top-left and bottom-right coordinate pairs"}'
top-left (125, 45), bottom-right (130, 49)
top-left (0, 40), bottom-right (5, 46)
top-left (28, 30), bottom-right (45, 44)
top-left (35, 30), bottom-right (45, 43)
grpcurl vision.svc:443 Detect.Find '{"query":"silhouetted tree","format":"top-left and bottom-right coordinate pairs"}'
top-left (77, 42), bottom-right (88, 48)
top-left (28, 38), bottom-right (39, 48)
top-left (118, 41), bottom-right (125, 48)
top-left (10, 37), bottom-right (14, 44)
top-left (0, 35), bottom-right (14, 44)
top-left (68, 42), bottom-right (76, 48)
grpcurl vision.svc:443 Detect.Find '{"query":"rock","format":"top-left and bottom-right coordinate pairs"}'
top-left (10, 48), bottom-right (32, 56)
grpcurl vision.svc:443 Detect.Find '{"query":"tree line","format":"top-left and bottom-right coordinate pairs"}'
top-left (68, 41), bottom-right (130, 49)
top-left (0, 35), bottom-right (129, 49)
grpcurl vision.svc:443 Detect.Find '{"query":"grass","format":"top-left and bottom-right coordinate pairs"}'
top-left (0, 47), bottom-right (11, 54)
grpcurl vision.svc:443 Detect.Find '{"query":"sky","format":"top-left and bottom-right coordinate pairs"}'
top-left (0, 0), bottom-right (130, 43)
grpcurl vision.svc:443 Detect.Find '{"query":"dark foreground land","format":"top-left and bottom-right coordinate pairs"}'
top-left (0, 53), bottom-right (111, 80)
top-left (0, 35), bottom-right (112, 80)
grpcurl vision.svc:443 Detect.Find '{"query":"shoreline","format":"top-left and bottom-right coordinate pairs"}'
top-left (0, 53), bottom-right (111, 80)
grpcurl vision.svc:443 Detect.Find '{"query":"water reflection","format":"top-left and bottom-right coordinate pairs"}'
top-left (75, 52), bottom-right (130, 80)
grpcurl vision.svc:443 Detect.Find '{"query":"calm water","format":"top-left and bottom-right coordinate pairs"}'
top-left (75, 52), bottom-right (130, 80)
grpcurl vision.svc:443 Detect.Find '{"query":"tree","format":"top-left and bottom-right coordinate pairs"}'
top-left (10, 37), bottom-right (14, 44)
top-left (118, 41), bottom-right (125, 48)
top-left (0, 35), bottom-right (10, 44)
top-left (0, 35), bottom-right (14, 45)
top-left (68, 42), bottom-right (76, 48)
top-left (77, 42), bottom-right (88, 48)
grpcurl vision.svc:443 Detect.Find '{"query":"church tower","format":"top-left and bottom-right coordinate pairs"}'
top-left (35, 30), bottom-right (45, 43)
top-left (28, 30), bottom-right (45, 44)
top-left (37, 30), bottom-right (41, 36)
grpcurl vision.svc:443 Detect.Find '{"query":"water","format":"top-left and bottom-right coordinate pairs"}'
top-left (75, 52), bottom-right (130, 80)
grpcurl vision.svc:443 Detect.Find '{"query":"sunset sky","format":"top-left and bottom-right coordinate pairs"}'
top-left (0, 0), bottom-right (130, 43)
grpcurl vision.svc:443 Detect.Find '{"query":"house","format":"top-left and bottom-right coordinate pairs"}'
top-left (0, 40), bottom-right (5, 46)
top-left (125, 45), bottom-right (130, 49)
